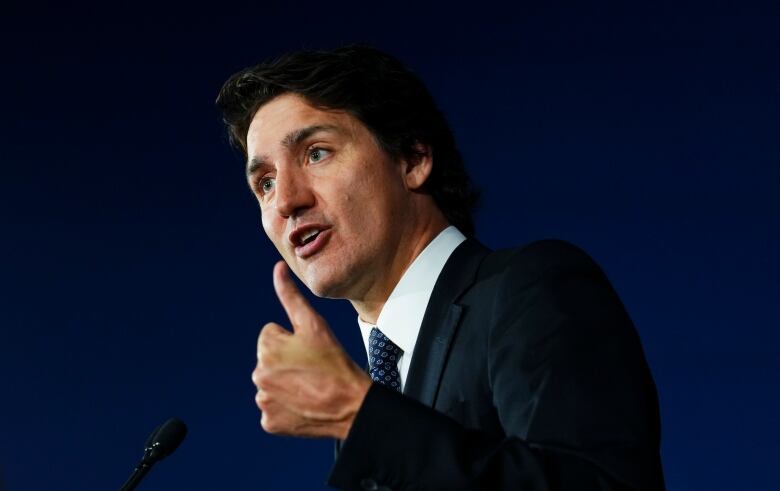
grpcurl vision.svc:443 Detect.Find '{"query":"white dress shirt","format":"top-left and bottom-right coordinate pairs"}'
top-left (357, 226), bottom-right (466, 391)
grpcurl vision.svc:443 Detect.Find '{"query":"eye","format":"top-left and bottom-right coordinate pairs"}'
top-left (258, 176), bottom-right (275, 196)
top-left (308, 147), bottom-right (330, 164)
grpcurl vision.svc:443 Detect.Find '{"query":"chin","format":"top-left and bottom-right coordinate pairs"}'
top-left (300, 263), bottom-right (356, 300)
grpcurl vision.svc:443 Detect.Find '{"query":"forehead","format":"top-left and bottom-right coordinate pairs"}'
top-left (247, 94), bottom-right (356, 150)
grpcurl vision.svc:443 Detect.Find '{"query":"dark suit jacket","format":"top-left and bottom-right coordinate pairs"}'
top-left (328, 239), bottom-right (664, 490)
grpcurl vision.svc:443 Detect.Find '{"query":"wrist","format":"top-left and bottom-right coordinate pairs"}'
top-left (334, 372), bottom-right (372, 440)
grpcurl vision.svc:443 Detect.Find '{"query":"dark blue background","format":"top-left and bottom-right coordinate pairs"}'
top-left (2, 2), bottom-right (778, 490)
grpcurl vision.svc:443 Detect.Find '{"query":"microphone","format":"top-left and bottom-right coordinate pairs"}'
top-left (120, 418), bottom-right (188, 491)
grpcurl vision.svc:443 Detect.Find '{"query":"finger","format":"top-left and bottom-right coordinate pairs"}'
top-left (272, 260), bottom-right (318, 332)
top-left (251, 366), bottom-right (262, 389)
top-left (255, 387), bottom-right (270, 409)
top-left (257, 322), bottom-right (290, 358)
top-left (260, 401), bottom-right (287, 434)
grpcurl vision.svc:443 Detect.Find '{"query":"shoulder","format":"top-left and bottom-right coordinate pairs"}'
top-left (478, 239), bottom-right (606, 287)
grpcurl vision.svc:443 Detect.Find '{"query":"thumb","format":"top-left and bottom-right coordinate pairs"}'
top-left (272, 261), bottom-right (318, 333)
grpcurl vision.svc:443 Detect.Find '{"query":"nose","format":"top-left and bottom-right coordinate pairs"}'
top-left (273, 165), bottom-right (315, 218)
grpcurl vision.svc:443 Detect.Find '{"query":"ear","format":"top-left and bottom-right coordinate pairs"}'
top-left (402, 141), bottom-right (433, 191)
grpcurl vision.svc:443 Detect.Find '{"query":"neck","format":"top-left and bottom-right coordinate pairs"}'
top-left (350, 215), bottom-right (449, 324)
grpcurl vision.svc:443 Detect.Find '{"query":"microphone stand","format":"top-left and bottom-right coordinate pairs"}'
top-left (119, 462), bottom-right (151, 491)
top-left (120, 441), bottom-right (159, 491)
top-left (118, 419), bottom-right (186, 491)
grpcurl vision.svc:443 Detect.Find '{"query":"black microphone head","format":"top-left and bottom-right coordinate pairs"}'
top-left (142, 418), bottom-right (187, 465)
top-left (144, 423), bottom-right (162, 449)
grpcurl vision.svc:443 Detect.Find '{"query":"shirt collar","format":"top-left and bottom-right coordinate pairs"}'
top-left (358, 225), bottom-right (467, 356)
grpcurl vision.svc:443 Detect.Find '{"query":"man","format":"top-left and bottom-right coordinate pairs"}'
top-left (216, 45), bottom-right (664, 490)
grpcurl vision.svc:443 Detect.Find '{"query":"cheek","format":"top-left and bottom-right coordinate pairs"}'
top-left (336, 183), bottom-right (374, 230)
top-left (260, 209), bottom-right (271, 235)
top-left (261, 209), bottom-right (284, 248)
top-left (351, 168), bottom-right (404, 222)
top-left (344, 160), bottom-right (397, 207)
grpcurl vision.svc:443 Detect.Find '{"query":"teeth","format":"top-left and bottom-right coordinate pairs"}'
top-left (300, 229), bottom-right (320, 245)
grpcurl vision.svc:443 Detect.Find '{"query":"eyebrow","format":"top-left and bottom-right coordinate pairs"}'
top-left (246, 124), bottom-right (341, 176)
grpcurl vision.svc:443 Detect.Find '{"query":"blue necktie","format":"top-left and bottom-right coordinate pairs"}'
top-left (368, 327), bottom-right (403, 392)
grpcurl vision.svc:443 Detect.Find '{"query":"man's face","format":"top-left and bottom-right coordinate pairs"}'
top-left (246, 93), bottom-right (412, 299)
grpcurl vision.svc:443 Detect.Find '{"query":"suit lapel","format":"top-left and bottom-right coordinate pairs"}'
top-left (403, 239), bottom-right (489, 406)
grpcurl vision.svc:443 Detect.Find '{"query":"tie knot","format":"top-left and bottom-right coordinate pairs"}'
top-left (368, 327), bottom-right (403, 392)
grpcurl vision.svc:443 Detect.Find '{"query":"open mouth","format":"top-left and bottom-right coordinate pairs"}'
top-left (299, 229), bottom-right (320, 246)
top-left (291, 226), bottom-right (331, 258)
top-left (290, 227), bottom-right (330, 259)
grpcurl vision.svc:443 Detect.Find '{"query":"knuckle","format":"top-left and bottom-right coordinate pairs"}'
top-left (260, 413), bottom-right (278, 433)
top-left (258, 324), bottom-right (274, 342)
top-left (264, 322), bottom-right (283, 334)
top-left (255, 390), bottom-right (273, 411)
top-left (251, 368), bottom-right (262, 387)
top-left (252, 367), bottom-right (272, 389)
top-left (258, 338), bottom-right (272, 353)
top-left (309, 315), bottom-right (331, 337)
top-left (259, 323), bottom-right (286, 347)
top-left (257, 391), bottom-right (271, 405)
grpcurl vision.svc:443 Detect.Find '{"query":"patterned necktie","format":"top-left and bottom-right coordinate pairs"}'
top-left (368, 327), bottom-right (403, 392)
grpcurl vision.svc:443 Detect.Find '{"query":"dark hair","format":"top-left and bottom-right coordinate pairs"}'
top-left (216, 45), bottom-right (478, 237)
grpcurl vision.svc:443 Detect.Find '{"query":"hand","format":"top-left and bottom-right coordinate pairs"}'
top-left (251, 261), bottom-right (372, 439)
